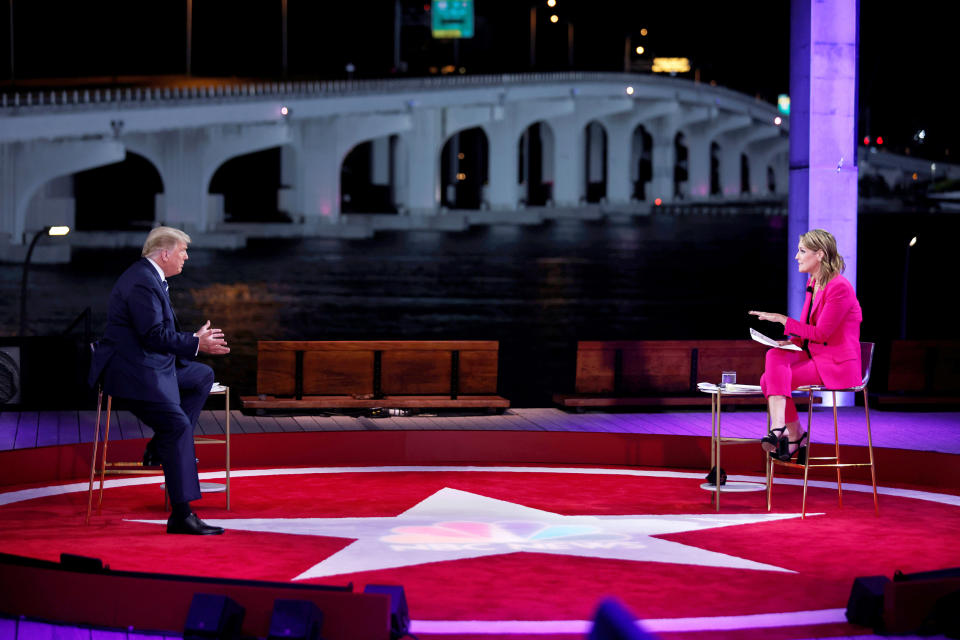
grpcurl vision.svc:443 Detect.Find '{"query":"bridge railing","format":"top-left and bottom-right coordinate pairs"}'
top-left (0, 71), bottom-right (775, 113)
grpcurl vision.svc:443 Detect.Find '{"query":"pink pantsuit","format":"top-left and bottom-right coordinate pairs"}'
top-left (760, 273), bottom-right (863, 422)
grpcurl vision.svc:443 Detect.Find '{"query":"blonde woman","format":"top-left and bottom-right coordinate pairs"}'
top-left (749, 229), bottom-right (863, 462)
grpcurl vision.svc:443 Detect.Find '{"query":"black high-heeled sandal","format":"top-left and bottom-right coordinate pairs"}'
top-left (761, 426), bottom-right (787, 454)
top-left (777, 432), bottom-right (809, 462)
top-left (705, 466), bottom-right (727, 486)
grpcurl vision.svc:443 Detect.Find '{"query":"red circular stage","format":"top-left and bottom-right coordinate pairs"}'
top-left (3, 464), bottom-right (959, 638)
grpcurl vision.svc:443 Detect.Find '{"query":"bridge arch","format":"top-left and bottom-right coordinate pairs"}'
top-left (740, 153), bottom-right (750, 194)
top-left (440, 127), bottom-right (489, 210)
top-left (340, 135), bottom-right (400, 214)
top-left (584, 121), bottom-right (608, 203)
top-left (631, 124), bottom-right (652, 201)
top-left (209, 146), bottom-right (291, 223)
top-left (518, 121), bottom-right (555, 207)
top-left (73, 151), bottom-right (164, 230)
top-left (710, 141), bottom-right (722, 196)
top-left (674, 132), bottom-right (689, 199)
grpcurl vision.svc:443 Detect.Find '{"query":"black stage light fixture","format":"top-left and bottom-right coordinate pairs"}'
top-left (267, 599), bottom-right (323, 640)
top-left (845, 574), bottom-right (890, 630)
top-left (183, 593), bottom-right (245, 640)
top-left (363, 584), bottom-right (410, 640)
top-left (588, 597), bottom-right (658, 640)
top-left (59, 553), bottom-right (106, 572)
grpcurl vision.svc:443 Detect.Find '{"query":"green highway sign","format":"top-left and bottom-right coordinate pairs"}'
top-left (432, 0), bottom-right (474, 39)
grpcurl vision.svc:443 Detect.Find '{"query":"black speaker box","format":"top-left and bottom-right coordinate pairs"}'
top-left (183, 593), bottom-right (245, 639)
top-left (845, 575), bottom-right (890, 630)
top-left (588, 597), bottom-right (658, 640)
top-left (922, 589), bottom-right (960, 638)
top-left (268, 599), bottom-right (323, 640)
top-left (363, 584), bottom-right (410, 640)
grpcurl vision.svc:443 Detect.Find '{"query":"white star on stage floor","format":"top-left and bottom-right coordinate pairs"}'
top-left (130, 488), bottom-right (809, 580)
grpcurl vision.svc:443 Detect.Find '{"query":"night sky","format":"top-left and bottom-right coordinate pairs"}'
top-left (0, 1), bottom-right (954, 161)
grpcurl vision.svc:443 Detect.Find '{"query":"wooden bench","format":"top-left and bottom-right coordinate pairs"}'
top-left (241, 340), bottom-right (510, 410)
top-left (875, 340), bottom-right (960, 406)
top-left (553, 340), bottom-right (774, 408)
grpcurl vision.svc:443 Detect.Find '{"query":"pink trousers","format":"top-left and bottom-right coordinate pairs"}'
top-left (759, 347), bottom-right (823, 423)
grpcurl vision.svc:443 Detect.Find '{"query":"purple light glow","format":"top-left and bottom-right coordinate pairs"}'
top-left (787, 0), bottom-right (860, 318)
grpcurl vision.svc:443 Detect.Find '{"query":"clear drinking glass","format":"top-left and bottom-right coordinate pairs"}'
top-left (721, 371), bottom-right (736, 388)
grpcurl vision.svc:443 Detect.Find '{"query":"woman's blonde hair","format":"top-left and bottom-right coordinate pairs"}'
top-left (142, 226), bottom-right (191, 258)
top-left (800, 228), bottom-right (845, 287)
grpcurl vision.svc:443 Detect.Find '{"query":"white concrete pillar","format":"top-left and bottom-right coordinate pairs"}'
top-left (604, 117), bottom-right (633, 205)
top-left (485, 118), bottom-right (520, 209)
top-left (686, 113), bottom-right (751, 199)
top-left (548, 98), bottom-right (632, 207)
top-left (299, 118), bottom-right (342, 221)
top-left (686, 134), bottom-right (711, 199)
top-left (788, 0), bottom-right (860, 318)
top-left (717, 125), bottom-right (782, 197)
top-left (747, 137), bottom-right (789, 195)
top-left (618, 100), bottom-right (678, 203)
top-left (647, 130), bottom-right (677, 204)
top-left (552, 123), bottom-right (585, 206)
top-left (400, 108), bottom-right (443, 215)
top-left (158, 129), bottom-right (208, 231)
top-left (643, 106), bottom-right (709, 204)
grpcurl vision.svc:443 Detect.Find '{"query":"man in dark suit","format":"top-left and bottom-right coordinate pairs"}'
top-left (90, 227), bottom-right (230, 535)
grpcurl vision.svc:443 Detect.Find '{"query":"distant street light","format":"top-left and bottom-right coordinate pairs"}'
top-left (550, 14), bottom-right (559, 23)
top-left (900, 235), bottom-right (918, 339)
top-left (19, 226), bottom-right (71, 337)
top-left (635, 46), bottom-right (644, 54)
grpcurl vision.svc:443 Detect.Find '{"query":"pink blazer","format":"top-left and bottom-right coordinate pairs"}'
top-left (784, 273), bottom-right (863, 389)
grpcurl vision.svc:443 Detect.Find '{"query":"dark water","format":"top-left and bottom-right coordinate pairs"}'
top-left (0, 211), bottom-right (952, 406)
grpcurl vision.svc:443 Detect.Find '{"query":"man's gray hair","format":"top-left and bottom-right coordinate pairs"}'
top-left (142, 226), bottom-right (191, 257)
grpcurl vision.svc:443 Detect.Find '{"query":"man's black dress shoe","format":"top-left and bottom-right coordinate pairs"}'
top-left (143, 449), bottom-right (200, 467)
top-left (167, 513), bottom-right (224, 535)
top-left (143, 447), bottom-right (161, 467)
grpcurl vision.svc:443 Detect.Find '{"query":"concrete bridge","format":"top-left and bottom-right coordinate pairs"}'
top-left (0, 73), bottom-right (804, 262)
top-left (0, 72), bottom-right (795, 260)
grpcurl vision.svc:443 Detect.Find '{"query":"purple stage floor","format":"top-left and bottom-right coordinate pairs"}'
top-left (1, 406), bottom-right (958, 455)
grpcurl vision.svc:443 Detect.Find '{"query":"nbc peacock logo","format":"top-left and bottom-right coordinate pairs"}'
top-left (383, 520), bottom-right (638, 552)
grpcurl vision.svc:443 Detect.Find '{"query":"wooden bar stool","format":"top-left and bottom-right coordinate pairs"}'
top-left (767, 342), bottom-right (879, 518)
top-left (85, 384), bottom-right (232, 524)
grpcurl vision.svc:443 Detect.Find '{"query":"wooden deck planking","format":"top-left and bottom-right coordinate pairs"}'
top-left (253, 414), bottom-right (289, 433)
top-left (56, 411), bottom-right (81, 445)
top-left (227, 409), bottom-right (263, 434)
top-left (0, 618), bottom-right (180, 640)
top-left (1, 407), bottom-right (959, 453)
top-left (77, 410), bottom-right (99, 444)
top-left (292, 415), bottom-right (325, 432)
top-left (0, 413), bottom-right (19, 451)
top-left (34, 412), bottom-right (59, 448)
top-left (110, 410), bottom-right (141, 440)
top-left (12, 412), bottom-right (39, 450)
top-left (195, 411), bottom-right (223, 436)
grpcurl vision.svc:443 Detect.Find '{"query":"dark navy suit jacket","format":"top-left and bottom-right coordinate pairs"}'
top-left (90, 258), bottom-right (200, 403)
